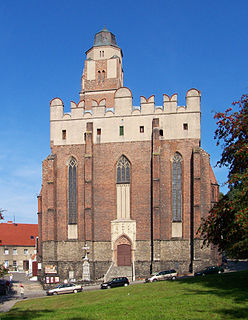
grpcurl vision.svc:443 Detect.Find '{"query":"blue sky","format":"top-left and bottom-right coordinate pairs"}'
top-left (0, 0), bottom-right (247, 224)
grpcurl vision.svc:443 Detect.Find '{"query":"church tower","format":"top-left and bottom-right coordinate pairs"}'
top-left (38, 28), bottom-right (219, 286)
top-left (80, 27), bottom-right (123, 110)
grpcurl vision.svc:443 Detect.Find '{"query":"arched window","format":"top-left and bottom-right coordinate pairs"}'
top-left (68, 157), bottom-right (77, 224)
top-left (117, 156), bottom-right (130, 184)
top-left (172, 153), bottom-right (182, 222)
top-left (116, 156), bottom-right (131, 220)
top-left (102, 70), bottom-right (105, 82)
top-left (97, 71), bottom-right (101, 84)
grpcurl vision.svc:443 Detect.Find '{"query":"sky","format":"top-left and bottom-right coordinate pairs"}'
top-left (0, 0), bottom-right (247, 224)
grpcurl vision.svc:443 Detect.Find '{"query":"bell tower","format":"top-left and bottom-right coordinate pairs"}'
top-left (80, 27), bottom-right (123, 109)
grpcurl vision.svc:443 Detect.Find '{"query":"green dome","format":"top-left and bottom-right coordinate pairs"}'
top-left (93, 27), bottom-right (119, 48)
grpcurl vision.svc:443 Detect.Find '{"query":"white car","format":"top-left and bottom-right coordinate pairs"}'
top-left (47, 283), bottom-right (83, 295)
top-left (145, 269), bottom-right (178, 282)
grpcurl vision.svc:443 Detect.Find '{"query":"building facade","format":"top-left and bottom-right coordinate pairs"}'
top-left (0, 222), bottom-right (38, 273)
top-left (38, 28), bottom-right (219, 283)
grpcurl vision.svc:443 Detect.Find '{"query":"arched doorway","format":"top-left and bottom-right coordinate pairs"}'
top-left (117, 244), bottom-right (131, 266)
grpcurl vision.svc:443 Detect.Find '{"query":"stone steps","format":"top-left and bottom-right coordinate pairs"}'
top-left (106, 265), bottom-right (132, 282)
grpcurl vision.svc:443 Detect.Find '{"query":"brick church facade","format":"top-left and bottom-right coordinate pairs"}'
top-left (37, 28), bottom-right (219, 283)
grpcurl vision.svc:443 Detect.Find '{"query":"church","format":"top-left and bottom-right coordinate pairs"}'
top-left (37, 27), bottom-right (219, 284)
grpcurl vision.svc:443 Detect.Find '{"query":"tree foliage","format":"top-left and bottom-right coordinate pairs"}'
top-left (199, 94), bottom-right (248, 258)
top-left (0, 208), bottom-right (4, 220)
top-left (0, 264), bottom-right (8, 278)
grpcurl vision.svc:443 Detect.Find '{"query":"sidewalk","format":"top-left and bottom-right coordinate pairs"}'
top-left (0, 273), bottom-right (46, 313)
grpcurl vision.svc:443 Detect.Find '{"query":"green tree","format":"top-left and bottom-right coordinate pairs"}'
top-left (0, 264), bottom-right (8, 278)
top-left (199, 94), bottom-right (248, 258)
top-left (0, 208), bottom-right (4, 220)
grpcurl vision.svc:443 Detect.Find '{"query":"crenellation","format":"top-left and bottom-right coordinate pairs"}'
top-left (186, 88), bottom-right (201, 111)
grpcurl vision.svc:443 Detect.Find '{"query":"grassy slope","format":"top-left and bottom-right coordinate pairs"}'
top-left (1, 271), bottom-right (248, 320)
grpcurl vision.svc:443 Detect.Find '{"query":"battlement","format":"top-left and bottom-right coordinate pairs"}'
top-left (50, 88), bottom-right (200, 121)
top-left (50, 88), bottom-right (201, 146)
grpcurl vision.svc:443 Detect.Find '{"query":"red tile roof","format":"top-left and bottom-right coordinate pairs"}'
top-left (0, 222), bottom-right (38, 246)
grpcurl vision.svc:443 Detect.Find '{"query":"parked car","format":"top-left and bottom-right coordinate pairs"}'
top-left (0, 283), bottom-right (8, 295)
top-left (194, 266), bottom-right (224, 276)
top-left (101, 277), bottom-right (129, 289)
top-left (145, 269), bottom-right (178, 283)
top-left (46, 283), bottom-right (83, 295)
top-left (0, 280), bottom-right (11, 295)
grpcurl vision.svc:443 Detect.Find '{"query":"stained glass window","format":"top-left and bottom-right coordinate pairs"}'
top-left (172, 153), bottom-right (182, 222)
top-left (68, 157), bottom-right (77, 224)
top-left (116, 156), bottom-right (130, 184)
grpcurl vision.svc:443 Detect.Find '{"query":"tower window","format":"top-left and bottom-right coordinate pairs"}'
top-left (102, 70), bottom-right (105, 82)
top-left (159, 129), bottom-right (163, 136)
top-left (119, 126), bottom-right (124, 136)
top-left (97, 128), bottom-right (101, 143)
top-left (62, 130), bottom-right (66, 140)
top-left (97, 71), bottom-right (101, 84)
top-left (183, 123), bottom-right (188, 130)
top-left (140, 126), bottom-right (144, 133)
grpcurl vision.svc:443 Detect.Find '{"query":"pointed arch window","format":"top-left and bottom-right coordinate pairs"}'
top-left (172, 153), bottom-right (182, 222)
top-left (116, 155), bottom-right (131, 220)
top-left (68, 157), bottom-right (77, 224)
top-left (117, 156), bottom-right (130, 184)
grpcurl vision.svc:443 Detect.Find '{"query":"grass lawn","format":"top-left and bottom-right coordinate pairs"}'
top-left (1, 271), bottom-right (248, 320)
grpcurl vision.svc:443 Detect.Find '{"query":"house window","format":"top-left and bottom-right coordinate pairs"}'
top-left (140, 126), bottom-right (144, 133)
top-left (62, 130), bottom-right (66, 140)
top-left (13, 249), bottom-right (17, 255)
top-left (68, 157), bottom-right (77, 224)
top-left (13, 260), bottom-right (17, 267)
top-left (30, 235), bottom-right (34, 239)
top-left (172, 153), bottom-right (182, 222)
top-left (24, 249), bottom-right (28, 255)
top-left (4, 260), bottom-right (9, 268)
top-left (183, 123), bottom-right (188, 130)
top-left (119, 126), bottom-right (124, 136)
top-left (4, 248), bottom-right (9, 255)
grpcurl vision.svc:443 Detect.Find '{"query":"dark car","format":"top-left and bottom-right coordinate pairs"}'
top-left (0, 280), bottom-right (11, 295)
top-left (194, 266), bottom-right (224, 276)
top-left (101, 277), bottom-right (129, 289)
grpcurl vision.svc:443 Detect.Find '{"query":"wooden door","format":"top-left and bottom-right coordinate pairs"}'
top-left (117, 244), bottom-right (131, 266)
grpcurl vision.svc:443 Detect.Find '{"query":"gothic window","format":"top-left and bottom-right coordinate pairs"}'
top-left (68, 157), bottom-right (77, 224)
top-left (117, 156), bottom-right (130, 184)
top-left (102, 70), bottom-right (105, 82)
top-left (172, 153), bottom-right (182, 222)
top-left (116, 156), bottom-right (131, 220)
